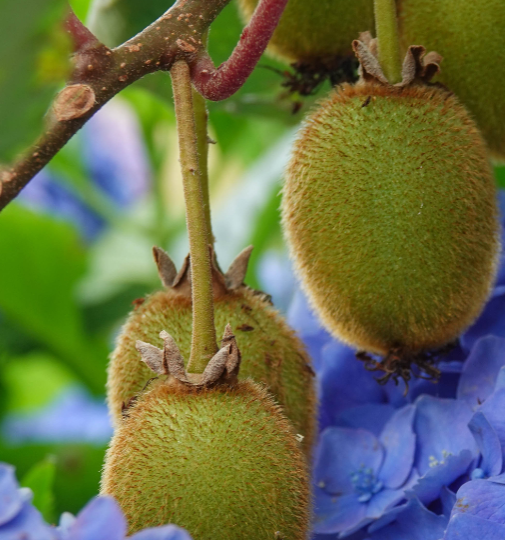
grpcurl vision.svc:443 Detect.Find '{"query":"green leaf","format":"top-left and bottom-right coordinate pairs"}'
top-left (0, 205), bottom-right (106, 392)
top-left (3, 352), bottom-right (76, 413)
top-left (495, 164), bottom-right (505, 189)
top-left (21, 457), bottom-right (56, 523)
top-left (0, 0), bottom-right (70, 162)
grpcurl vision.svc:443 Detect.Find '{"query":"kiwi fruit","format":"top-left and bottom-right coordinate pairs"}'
top-left (398, 0), bottom-right (505, 158)
top-left (282, 36), bottom-right (500, 375)
top-left (101, 370), bottom-right (310, 538)
top-left (237, 0), bottom-right (374, 65)
top-left (107, 246), bottom-right (316, 455)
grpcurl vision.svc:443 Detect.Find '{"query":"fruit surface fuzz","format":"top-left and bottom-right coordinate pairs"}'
top-left (282, 83), bottom-right (500, 356)
top-left (101, 379), bottom-right (310, 539)
top-left (398, 0), bottom-right (505, 157)
top-left (108, 286), bottom-right (316, 453)
top-left (237, 0), bottom-right (374, 63)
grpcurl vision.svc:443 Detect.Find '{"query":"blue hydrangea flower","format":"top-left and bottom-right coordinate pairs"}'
top-left (367, 497), bottom-right (447, 540)
top-left (443, 476), bottom-right (505, 539)
top-left (0, 463), bottom-right (57, 540)
top-left (0, 463), bottom-right (193, 540)
top-left (57, 496), bottom-right (192, 540)
top-left (1, 386), bottom-right (112, 445)
top-left (19, 170), bottom-right (106, 242)
top-left (313, 405), bottom-right (416, 536)
top-left (82, 99), bottom-right (151, 208)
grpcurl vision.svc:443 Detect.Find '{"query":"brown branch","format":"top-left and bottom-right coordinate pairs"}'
top-left (190, 0), bottom-right (289, 100)
top-left (0, 0), bottom-right (231, 211)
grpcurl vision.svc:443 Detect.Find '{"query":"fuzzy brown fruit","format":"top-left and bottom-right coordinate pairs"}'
top-left (282, 37), bottom-right (500, 378)
top-left (237, 0), bottom-right (374, 65)
top-left (398, 0), bottom-right (505, 158)
top-left (101, 330), bottom-right (310, 539)
top-left (107, 247), bottom-right (316, 454)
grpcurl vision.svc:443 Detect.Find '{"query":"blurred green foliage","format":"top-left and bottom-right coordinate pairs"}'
top-left (0, 0), bottom-right (70, 162)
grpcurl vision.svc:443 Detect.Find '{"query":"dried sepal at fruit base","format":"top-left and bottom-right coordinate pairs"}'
top-left (101, 330), bottom-right (311, 539)
top-left (108, 246), bottom-right (316, 456)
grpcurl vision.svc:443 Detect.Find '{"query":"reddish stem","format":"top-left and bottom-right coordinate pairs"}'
top-left (65, 9), bottom-right (100, 52)
top-left (190, 0), bottom-right (289, 101)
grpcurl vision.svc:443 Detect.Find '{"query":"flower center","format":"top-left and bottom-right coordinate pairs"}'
top-left (350, 466), bottom-right (383, 503)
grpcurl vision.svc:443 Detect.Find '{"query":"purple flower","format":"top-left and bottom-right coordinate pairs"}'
top-left (367, 497), bottom-right (447, 540)
top-left (0, 463), bottom-right (193, 540)
top-left (82, 99), bottom-right (151, 208)
top-left (0, 463), bottom-right (57, 540)
top-left (1, 386), bottom-right (112, 446)
top-left (457, 336), bottom-right (505, 406)
top-left (313, 406), bottom-right (416, 536)
top-left (443, 476), bottom-right (505, 539)
top-left (19, 170), bottom-right (105, 242)
top-left (58, 496), bottom-right (192, 540)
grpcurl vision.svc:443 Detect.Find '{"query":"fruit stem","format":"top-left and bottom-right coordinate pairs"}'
top-left (374, 0), bottom-right (403, 84)
top-left (171, 60), bottom-right (218, 373)
top-left (192, 89), bottom-right (213, 247)
top-left (192, 31), bottom-right (214, 246)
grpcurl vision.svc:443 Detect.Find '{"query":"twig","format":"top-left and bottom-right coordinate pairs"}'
top-left (190, 0), bottom-right (289, 100)
top-left (171, 61), bottom-right (217, 373)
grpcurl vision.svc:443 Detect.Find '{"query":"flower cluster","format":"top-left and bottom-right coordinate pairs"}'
top-left (286, 191), bottom-right (505, 539)
top-left (0, 463), bottom-right (191, 540)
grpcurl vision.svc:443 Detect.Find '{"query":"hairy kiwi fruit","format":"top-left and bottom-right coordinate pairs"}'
top-left (101, 378), bottom-right (310, 538)
top-left (237, 0), bottom-right (374, 65)
top-left (108, 247), bottom-right (316, 455)
top-left (398, 0), bottom-right (505, 157)
top-left (282, 39), bottom-right (500, 369)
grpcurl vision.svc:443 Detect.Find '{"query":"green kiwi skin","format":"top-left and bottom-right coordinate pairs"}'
top-left (282, 83), bottom-right (500, 356)
top-left (107, 286), bottom-right (316, 455)
top-left (398, 0), bottom-right (505, 158)
top-left (101, 380), bottom-right (310, 539)
top-left (237, 0), bottom-right (374, 64)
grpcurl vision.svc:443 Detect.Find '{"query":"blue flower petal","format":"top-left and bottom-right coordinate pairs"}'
top-left (82, 100), bottom-right (151, 208)
top-left (478, 388), bottom-right (505, 462)
top-left (379, 405), bottom-right (416, 489)
top-left (319, 341), bottom-right (387, 426)
top-left (0, 464), bottom-right (22, 527)
top-left (414, 396), bottom-right (478, 476)
top-left (444, 513), bottom-right (505, 540)
top-left (411, 450), bottom-right (474, 505)
top-left (368, 497), bottom-right (447, 540)
top-left (335, 404), bottom-right (396, 438)
top-left (0, 501), bottom-right (56, 540)
top-left (468, 412), bottom-right (503, 477)
top-left (287, 290), bottom-right (332, 373)
top-left (130, 524), bottom-right (193, 540)
top-left (365, 488), bottom-right (406, 520)
top-left (314, 428), bottom-right (384, 494)
top-left (457, 336), bottom-right (505, 406)
top-left (440, 486), bottom-right (457, 518)
top-left (312, 488), bottom-right (367, 535)
top-left (65, 496), bottom-right (126, 540)
top-left (461, 286), bottom-right (505, 352)
top-left (452, 479), bottom-right (505, 524)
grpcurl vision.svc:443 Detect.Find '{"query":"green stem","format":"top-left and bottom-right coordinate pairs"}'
top-left (192, 88), bottom-right (213, 246)
top-left (171, 60), bottom-right (217, 373)
top-left (374, 0), bottom-right (403, 84)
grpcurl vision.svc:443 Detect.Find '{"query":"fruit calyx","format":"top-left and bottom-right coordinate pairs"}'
top-left (353, 31), bottom-right (442, 87)
top-left (136, 324), bottom-right (241, 389)
top-left (153, 244), bottom-right (271, 303)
